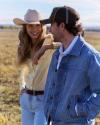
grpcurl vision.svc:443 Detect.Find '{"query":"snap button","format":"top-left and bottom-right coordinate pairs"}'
top-left (50, 96), bottom-right (53, 100)
top-left (67, 104), bottom-right (70, 109)
top-left (55, 69), bottom-right (57, 72)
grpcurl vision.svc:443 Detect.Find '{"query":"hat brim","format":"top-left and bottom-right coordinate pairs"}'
top-left (40, 19), bottom-right (51, 24)
top-left (13, 18), bottom-right (41, 25)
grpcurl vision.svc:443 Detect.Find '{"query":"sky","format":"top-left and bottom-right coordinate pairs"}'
top-left (0, 0), bottom-right (100, 27)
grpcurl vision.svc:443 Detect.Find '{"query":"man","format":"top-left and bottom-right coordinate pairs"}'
top-left (41, 6), bottom-right (100, 125)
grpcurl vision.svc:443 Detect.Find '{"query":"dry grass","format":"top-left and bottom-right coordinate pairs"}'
top-left (0, 29), bottom-right (21, 125)
top-left (0, 29), bottom-right (100, 125)
top-left (85, 31), bottom-right (100, 51)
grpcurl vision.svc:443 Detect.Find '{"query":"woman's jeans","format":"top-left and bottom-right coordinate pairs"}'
top-left (20, 92), bottom-right (46, 125)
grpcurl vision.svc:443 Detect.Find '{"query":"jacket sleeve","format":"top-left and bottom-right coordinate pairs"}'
top-left (76, 52), bottom-right (100, 120)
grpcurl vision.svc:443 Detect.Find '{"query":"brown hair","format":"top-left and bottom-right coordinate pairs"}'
top-left (52, 6), bottom-right (83, 36)
top-left (17, 24), bottom-right (46, 65)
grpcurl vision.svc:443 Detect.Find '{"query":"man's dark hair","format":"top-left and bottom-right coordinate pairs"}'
top-left (41, 6), bottom-right (83, 36)
top-left (53, 6), bottom-right (83, 36)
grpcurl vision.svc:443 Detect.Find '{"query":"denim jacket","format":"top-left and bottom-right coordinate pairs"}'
top-left (44, 36), bottom-right (100, 124)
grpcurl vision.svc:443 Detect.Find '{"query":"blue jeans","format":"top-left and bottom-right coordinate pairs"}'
top-left (20, 92), bottom-right (46, 125)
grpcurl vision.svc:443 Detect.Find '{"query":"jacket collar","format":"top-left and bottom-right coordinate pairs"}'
top-left (68, 35), bottom-right (85, 56)
top-left (54, 35), bottom-right (85, 58)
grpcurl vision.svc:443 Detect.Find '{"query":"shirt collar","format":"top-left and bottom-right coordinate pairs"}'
top-left (59, 35), bottom-right (79, 56)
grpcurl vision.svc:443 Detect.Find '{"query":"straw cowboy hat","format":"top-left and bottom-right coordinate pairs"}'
top-left (13, 9), bottom-right (42, 25)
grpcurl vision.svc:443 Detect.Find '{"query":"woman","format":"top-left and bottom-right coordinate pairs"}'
top-left (13, 9), bottom-right (59, 125)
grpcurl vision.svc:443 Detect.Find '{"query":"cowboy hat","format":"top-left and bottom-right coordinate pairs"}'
top-left (13, 9), bottom-right (42, 25)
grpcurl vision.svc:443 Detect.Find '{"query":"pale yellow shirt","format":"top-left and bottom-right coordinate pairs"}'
top-left (19, 34), bottom-right (60, 90)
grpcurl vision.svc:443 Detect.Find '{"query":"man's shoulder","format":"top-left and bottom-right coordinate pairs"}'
top-left (52, 47), bottom-right (59, 56)
top-left (79, 36), bottom-right (99, 56)
top-left (83, 41), bottom-right (99, 57)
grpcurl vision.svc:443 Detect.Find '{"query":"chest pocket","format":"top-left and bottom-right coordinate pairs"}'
top-left (57, 62), bottom-right (88, 94)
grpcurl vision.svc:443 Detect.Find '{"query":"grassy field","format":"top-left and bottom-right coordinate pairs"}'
top-left (0, 29), bottom-right (20, 125)
top-left (0, 29), bottom-right (100, 125)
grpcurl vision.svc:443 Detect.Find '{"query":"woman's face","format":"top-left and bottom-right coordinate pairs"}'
top-left (26, 24), bottom-right (42, 41)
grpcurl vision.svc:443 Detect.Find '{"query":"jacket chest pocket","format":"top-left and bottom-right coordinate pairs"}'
top-left (64, 65), bottom-right (87, 92)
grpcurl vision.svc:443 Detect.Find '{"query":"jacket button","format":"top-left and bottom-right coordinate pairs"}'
top-left (53, 82), bottom-right (55, 86)
top-left (67, 104), bottom-right (70, 109)
top-left (55, 69), bottom-right (57, 72)
top-left (50, 96), bottom-right (53, 100)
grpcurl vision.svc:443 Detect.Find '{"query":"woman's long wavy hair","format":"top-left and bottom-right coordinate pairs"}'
top-left (17, 24), bottom-right (46, 65)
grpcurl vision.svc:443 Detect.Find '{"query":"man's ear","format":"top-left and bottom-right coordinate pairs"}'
top-left (60, 23), bottom-right (65, 30)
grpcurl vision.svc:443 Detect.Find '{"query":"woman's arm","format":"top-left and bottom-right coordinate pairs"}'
top-left (32, 44), bottom-right (53, 65)
top-left (32, 34), bottom-right (61, 65)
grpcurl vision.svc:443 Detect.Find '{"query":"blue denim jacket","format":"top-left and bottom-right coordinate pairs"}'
top-left (44, 36), bottom-right (100, 124)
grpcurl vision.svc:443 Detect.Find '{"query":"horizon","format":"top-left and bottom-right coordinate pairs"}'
top-left (0, 24), bottom-right (100, 31)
